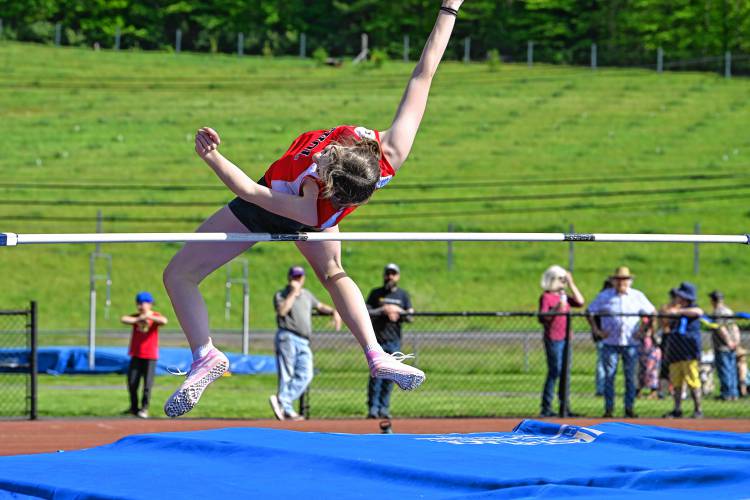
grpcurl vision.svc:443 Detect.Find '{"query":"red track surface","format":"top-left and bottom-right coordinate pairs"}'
top-left (2, 417), bottom-right (749, 456)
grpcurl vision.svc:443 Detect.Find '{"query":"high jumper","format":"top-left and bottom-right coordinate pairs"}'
top-left (159, 0), bottom-right (465, 417)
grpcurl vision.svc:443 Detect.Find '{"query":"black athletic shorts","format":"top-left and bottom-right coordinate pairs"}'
top-left (227, 177), bottom-right (320, 234)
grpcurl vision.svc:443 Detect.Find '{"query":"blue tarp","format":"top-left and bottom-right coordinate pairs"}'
top-left (0, 347), bottom-right (275, 375)
top-left (2, 420), bottom-right (750, 499)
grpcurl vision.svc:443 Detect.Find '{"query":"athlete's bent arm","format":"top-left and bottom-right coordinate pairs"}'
top-left (380, 0), bottom-right (463, 171)
top-left (196, 127), bottom-right (319, 227)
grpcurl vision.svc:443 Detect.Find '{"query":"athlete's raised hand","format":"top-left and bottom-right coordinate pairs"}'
top-left (195, 127), bottom-right (221, 159)
top-left (380, 0), bottom-right (461, 171)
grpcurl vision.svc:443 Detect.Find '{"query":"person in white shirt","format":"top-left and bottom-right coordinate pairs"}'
top-left (587, 266), bottom-right (655, 418)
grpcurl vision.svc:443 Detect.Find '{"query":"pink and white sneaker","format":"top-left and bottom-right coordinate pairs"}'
top-left (164, 347), bottom-right (229, 418)
top-left (368, 351), bottom-right (425, 391)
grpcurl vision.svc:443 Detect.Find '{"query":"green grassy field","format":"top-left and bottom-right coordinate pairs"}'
top-left (2, 41), bottom-right (750, 336)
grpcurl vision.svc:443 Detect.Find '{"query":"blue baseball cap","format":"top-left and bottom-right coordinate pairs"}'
top-left (288, 266), bottom-right (305, 278)
top-left (135, 291), bottom-right (154, 304)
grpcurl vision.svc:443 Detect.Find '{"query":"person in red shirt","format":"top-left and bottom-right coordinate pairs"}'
top-left (162, 1), bottom-right (464, 417)
top-left (538, 266), bottom-right (584, 417)
top-left (121, 292), bottom-right (167, 418)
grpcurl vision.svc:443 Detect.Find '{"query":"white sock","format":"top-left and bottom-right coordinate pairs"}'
top-left (192, 338), bottom-right (213, 361)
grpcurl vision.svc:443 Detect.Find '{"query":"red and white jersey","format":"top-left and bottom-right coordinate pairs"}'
top-left (263, 125), bottom-right (395, 229)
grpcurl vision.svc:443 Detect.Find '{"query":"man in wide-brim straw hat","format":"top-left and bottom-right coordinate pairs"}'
top-left (611, 266), bottom-right (634, 280)
top-left (587, 266), bottom-right (656, 419)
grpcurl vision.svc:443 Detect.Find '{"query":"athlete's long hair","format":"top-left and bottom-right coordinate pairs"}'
top-left (319, 138), bottom-right (381, 206)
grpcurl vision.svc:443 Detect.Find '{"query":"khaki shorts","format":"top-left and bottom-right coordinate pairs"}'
top-left (669, 360), bottom-right (701, 389)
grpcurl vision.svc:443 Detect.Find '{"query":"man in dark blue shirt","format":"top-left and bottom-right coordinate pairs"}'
top-left (366, 263), bottom-right (414, 419)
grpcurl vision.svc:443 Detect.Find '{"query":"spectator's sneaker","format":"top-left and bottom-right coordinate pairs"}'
top-left (368, 351), bottom-right (425, 391)
top-left (624, 409), bottom-right (639, 419)
top-left (602, 410), bottom-right (613, 418)
top-left (691, 410), bottom-right (704, 419)
top-left (284, 409), bottom-right (305, 422)
top-left (163, 347), bottom-right (229, 418)
top-left (269, 395), bottom-right (285, 420)
top-left (662, 409), bottom-right (683, 418)
top-left (136, 409), bottom-right (149, 419)
top-left (367, 410), bottom-right (379, 419)
top-left (379, 410), bottom-right (392, 419)
top-left (539, 409), bottom-right (556, 418)
top-left (121, 408), bottom-right (137, 416)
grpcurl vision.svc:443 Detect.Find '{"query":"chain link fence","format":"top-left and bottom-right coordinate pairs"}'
top-left (306, 312), bottom-right (750, 419)
top-left (0, 303), bottom-right (37, 419)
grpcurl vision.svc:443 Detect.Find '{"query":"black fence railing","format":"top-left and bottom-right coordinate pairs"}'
top-left (305, 312), bottom-right (750, 419)
top-left (0, 302), bottom-right (37, 419)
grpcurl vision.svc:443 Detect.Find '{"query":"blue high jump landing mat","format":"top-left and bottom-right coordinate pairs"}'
top-left (1, 420), bottom-right (750, 499)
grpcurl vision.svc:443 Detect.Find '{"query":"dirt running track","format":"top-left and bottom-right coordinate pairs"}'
top-left (2, 417), bottom-right (750, 456)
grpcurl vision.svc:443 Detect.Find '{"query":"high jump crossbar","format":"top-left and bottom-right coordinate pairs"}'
top-left (1, 232), bottom-right (749, 246)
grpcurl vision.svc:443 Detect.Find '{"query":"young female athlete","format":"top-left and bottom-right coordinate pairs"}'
top-left (163, 0), bottom-right (465, 417)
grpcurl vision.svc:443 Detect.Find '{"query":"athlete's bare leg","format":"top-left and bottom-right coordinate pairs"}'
top-left (295, 225), bottom-right (379, 349)
top-left (163, 206), bottom-right (255, 352)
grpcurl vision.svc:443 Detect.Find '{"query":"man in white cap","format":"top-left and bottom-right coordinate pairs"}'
top-left (587, 266), bottom-right (655, 418)
top-left (269, 266), bottom-right (340, 421)
top-left (365, 263), bottom-right (414, 419)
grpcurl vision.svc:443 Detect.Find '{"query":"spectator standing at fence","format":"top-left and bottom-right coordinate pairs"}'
top-left (270, 266), bottom-right (341, 421)
top-left (656, 288), bottom-right (680, 399)
top-left (709, 290), bottom-right (740, 401)
top-left (738, 347), bottom-right (749, 398)
top-left (366, 263), bottom-right (414, 419)
top-left (587, 267), bottom-right (655, 418)
top-left (637, 314), bottom-right (661, 399)
top-left (663, 282), bottom-right (704, 418)
top-left (592, 280), bottom-right (612, 397)
top-left (120, 292), bottom-right (167, 419)
top-left (537, 265), bottom-right (584, 417)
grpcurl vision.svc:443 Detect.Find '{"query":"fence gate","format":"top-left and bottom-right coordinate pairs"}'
top-left (0, 302), bottom-right (37, 419)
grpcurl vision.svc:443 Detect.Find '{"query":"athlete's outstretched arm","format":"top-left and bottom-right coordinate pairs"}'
top-left (195, 127), bottom-right (319, 227)
top-left (380, 0), bottom-right (463, 171)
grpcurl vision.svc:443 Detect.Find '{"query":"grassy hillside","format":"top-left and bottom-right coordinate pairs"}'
top-left (2, 42), bottom-right (749, 332)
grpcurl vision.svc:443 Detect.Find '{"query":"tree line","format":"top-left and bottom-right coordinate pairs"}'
top-left (0, 1), bottom-right (748, 65)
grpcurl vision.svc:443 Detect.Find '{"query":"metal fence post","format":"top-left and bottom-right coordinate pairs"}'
top-left (591, 43), bottom-right (597, 70)
top-left (114, 26), bottom-right (121, 50)
top-left (225, 259), bottom-right (250, 354)
top-left (447, 223), bottom-right (454, 271)
top-left (175, 29), bottom-right (182, 53)
top-left (694, 222), bottom-right (700, 275)
top-left (299, 33), bottom-right (306, 58)
top-left (353, 33), bottom-right (369, 63)
top-left (523, 332), bottom-right (530, 373)
top-left (568, 223), bottom-right (575, 272)
top-left (558, 312), bottom-right (572, 417)
top-left (464, 37), bottom-right (470, 63)
top-left (657, 47), bottom-right (663, 73)
top-left (725, 51), bottom-right (732, 79)
top-left (527, 41), bottom-right (534, 66)
top-left (242, 266), bottom-right (250, 355)
top-left (88, 271), bottom-right (96, 370)
top-left (29, 301), bottom-right (38, 420)
top-left (300, 389), bottom-right (310, 418)
top-left (55, 22), bottom-right (62, 46)
top-left (237, 33), bottom-right (244, 56)
top-left (403, 34), bottom-right (409, 61)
